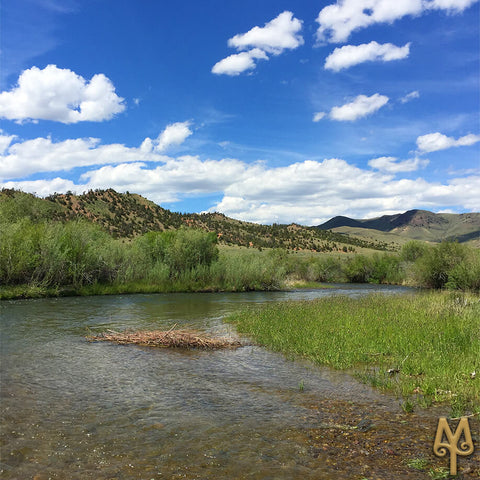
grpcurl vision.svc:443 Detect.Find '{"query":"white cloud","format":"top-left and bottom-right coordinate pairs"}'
top-left (79, 156), bottom-right (254, 203)
top-left (0, 122), bottom-right (193, 180)
top-left (426, 0), bottom-right (479, 11)
top-left (212, 11), bottom-right (303, 76)
top-left (416, 132), bottom-right (480, 152)
top-left (400, 90), bottom-right (420, 103)
top-left (329, 94), bottom-right (389, 121)
top-left (0, 132), bottom-right (17, 155)
top-left (0, 136), bottom-right (145, 180)
top-left (0, 65), bottom-right (125, 123)
top-left (154, 121), bottom-right (193, 152)
top-left (212, 49), bottom-right (269, 76)
top-left (228, 11), bottom-right (304, 55)
top-left (1, 178), bottom-right (79, 197)
top-left (2, 140), bottom-right (479, 224)
top-left (368, 156), bottom-right (429, 172)
top-left (316, 0), bottom-right (478, 43)
top-left (313, 112), bottom-right (326, 122)
top-left (325, 41), bottom-right (410, 71)
top-left (208, 159), bottom-right (480, 224)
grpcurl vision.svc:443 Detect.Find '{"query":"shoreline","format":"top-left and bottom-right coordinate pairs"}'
top-left (0, 279), bottom-right (407, 301)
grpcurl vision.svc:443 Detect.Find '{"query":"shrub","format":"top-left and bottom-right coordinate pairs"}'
top-left (135, 228), bottom-right (219, 277)
top-left (414, 242), bottom-right (469, 289)
top-left (401, 240), bottom-right (428, 262)
top-left (343, 255), bottom-right (374, 283)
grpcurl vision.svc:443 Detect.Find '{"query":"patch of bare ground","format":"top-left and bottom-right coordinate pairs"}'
top-left (303, 398), bottom-right (479, 479)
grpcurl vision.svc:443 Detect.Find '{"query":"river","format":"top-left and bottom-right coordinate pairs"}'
top-left (1, 285), bottom-right (475, 479)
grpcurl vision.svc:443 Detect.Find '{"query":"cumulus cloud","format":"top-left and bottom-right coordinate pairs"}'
top-left (328, 93), bottom-right (389, 121)
top-left (325, 41), bottom-right (410, 71)
top-left (400, 91), bottom-right (420, 103)
top-left (316, 0), bottom-right (478, 43)
top-left (416, 132), bottom-right (480, 152)
top-left (212, 11), bottom-right (303, 76)
top-left (228, 11), bottom-right (304, 54)
top-left (2, 136), bottom-right (479, 224)
top-left (0, 122), bottom-right (193, 180)
top-left (212, 49), bottom-right (269, 76)
top-left (153, 121), bottom-right (193, 152)
top-left (0, 65), bottom-right (125, 123)
top-left (368, 156), bottom-right (429, 172)
top-left (208, 159), bottom-right (479, 224)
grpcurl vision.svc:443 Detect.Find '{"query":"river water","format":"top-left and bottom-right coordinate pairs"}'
top-left (0, 285), bottom-right (473, 479)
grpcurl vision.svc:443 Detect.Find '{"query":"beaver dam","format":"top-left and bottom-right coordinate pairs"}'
top-left (86, 326), bottom-right (244, 349)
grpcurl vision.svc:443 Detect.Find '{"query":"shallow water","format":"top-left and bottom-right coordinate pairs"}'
top-left (1, 286), bottom-right (476, 479)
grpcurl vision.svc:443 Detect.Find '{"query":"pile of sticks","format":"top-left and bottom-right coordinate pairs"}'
top-left (86, 325), bottom-right (242, 350)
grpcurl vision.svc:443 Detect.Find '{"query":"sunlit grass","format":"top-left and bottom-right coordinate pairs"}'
top-left (226, 292), bottom-right (480, 415)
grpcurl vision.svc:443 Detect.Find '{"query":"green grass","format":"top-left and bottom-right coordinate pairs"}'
top-left (226, 292), bottom-right (480, 415)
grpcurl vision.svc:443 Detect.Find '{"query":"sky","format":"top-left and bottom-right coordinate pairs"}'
top-left (0, 0), bottom-right (479, 225)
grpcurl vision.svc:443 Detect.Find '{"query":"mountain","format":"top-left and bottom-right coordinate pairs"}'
top-left (317, 209), bottom-right (480, 245)
top-left (0, 188), bottom-right (392, 252)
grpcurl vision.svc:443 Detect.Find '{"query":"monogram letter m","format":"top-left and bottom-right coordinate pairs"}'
top-left (433, 417), bottom-right (474, 475)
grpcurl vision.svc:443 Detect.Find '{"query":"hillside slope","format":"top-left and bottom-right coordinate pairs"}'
top-left (0, 189), bottom-right (392, 252)
top-left (317, 209), bottom-right (480, 245)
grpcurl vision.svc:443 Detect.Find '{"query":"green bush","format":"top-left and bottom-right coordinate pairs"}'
top-left (369, 253), bottom-right (404, 284)
top-left (343, 255), bottom-right (374, 283)
top-left (414, 241), bottom-right (469, 289)
top-left (0, 219), bottom-right (117, 288)
top-left (401, 240), bottom-right (428, 262)
top-left (135, 228), bottom-right (219, 277)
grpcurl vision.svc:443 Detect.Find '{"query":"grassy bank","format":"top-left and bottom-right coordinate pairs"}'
top-left (1, 209), bottom-right (480, 300)
top-left (226, 292), bottom-right (480, 415)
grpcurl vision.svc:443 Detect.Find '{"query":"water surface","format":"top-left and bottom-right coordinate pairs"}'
top-left (1, 286), bottom-right (459, 479)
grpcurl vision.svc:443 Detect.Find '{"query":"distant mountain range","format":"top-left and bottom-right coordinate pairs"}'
top-left (317, 209), bottom-right (480, 245)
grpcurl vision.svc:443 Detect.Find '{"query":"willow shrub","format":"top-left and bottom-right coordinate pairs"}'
top-left (211, 249), bottom-right (286, 291)
top-left (0, 219), bottom-right (115, 288)
top-left (412, 241), bottom-right (480, 291)
top-left (135, 228), bottom-right (219, 277)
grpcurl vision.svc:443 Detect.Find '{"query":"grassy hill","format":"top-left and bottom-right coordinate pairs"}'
top-left (317, 209), bottom-right (480, 246)
top-left (0, 188), bottom-right (393, 253)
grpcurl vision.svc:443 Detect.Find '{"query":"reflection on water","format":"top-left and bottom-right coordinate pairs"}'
top-left (1, 286), bottom-right (446, 479)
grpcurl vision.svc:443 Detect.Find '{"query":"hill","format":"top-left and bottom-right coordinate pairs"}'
top-left (317, 209), bottom-right (480, 245)
top-left (0, 188), bottom-right (392, 253)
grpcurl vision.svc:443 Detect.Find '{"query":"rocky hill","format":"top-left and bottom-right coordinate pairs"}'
top-left (0, 188), bottom-right (393, 252)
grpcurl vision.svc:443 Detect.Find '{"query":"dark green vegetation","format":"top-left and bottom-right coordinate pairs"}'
top-left (1, 189), bottom-right (480, 299)
top-left (227, 292), bottom-right (480, 415)
top-left (317, 209), bottom-right (480, 246)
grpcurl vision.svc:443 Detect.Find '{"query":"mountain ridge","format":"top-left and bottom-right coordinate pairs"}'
top-left (317, 209), bottom-right (480, 245)
top-left (0, 188), bottom-right (392, 252)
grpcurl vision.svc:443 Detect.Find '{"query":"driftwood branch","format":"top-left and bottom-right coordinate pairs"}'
top-left (86, 327), bottom-right (243, 350)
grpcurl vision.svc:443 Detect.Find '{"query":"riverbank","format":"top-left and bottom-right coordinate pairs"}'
top-left (2, 217), bottom-right (480, 301)
top-left (0, 279), bottom-right (337, 300)
top-left (226, 291), bottom-right (480, 416)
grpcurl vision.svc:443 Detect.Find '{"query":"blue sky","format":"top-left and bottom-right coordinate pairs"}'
top-left (1, 0), bottom-right (479, 225)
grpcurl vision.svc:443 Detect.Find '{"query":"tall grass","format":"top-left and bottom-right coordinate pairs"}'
top-left (226, 292), bottom-right (480, 415)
